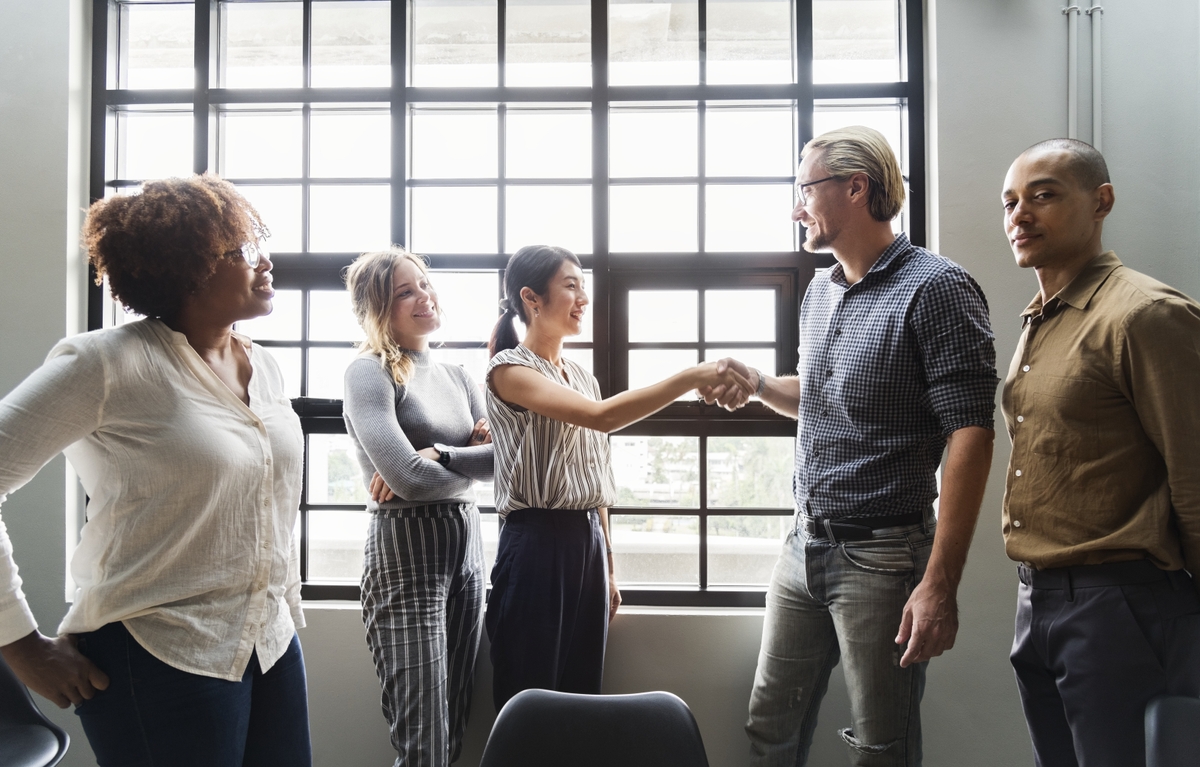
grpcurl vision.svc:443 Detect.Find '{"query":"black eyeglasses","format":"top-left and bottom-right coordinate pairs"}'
top-left (794, 175), bottom-right (839, 205)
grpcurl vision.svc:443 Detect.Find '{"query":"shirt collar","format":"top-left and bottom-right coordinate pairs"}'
top-left (828, 233), bottom-right (912, 289)
top-left (1019, 251), bottom-right (1122, 322)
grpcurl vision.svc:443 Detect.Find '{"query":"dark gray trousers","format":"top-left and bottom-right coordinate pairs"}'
top-left (361, 503), bottom-right (484, 767)
top-left (1011, 560), bottom-right (1200, 767)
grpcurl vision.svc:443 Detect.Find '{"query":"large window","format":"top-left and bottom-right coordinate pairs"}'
top-left (90, 0), bottom-right (924, 606)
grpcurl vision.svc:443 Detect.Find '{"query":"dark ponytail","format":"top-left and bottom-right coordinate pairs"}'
top-left (488, 244), bottom-right (581, 358)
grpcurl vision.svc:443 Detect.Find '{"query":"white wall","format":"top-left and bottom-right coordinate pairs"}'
top-left (2, 1), bottom-right (1198, 765)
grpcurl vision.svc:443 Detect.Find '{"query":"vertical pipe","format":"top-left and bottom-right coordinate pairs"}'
top-left (1064, 6), bottom-right (1080, 139)
top-left (1088, 6), bottom-right (1103, 150)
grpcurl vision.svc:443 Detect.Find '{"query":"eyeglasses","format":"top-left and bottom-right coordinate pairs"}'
top-left (229, 239), bottom-right (268, 269)
top-left (794, 175), bottom-right (838, 205)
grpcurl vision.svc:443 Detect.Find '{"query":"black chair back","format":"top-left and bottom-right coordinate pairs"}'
top-left (0, 652), bottom-right (69, 767)
top-left (479, 689), bottom-right (710, 767)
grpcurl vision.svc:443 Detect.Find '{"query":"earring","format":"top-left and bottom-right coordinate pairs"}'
top-left (534, 307), bottom-right (539, 317)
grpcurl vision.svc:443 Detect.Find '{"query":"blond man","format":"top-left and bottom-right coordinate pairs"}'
top-left (709, 127), bottom-right (997, 766)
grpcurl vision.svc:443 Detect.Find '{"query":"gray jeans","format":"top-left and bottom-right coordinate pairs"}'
top-left (746, 514), bottom-right (935, 767)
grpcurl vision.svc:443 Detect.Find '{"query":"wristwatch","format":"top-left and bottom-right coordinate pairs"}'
top-left (755, 368), bottom-right (767, 397)
top-left (434, 443), bottom-right (452, 467)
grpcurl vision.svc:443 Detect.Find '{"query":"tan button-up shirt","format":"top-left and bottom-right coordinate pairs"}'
top-left (1001, 252), bottom-right (1200, 584)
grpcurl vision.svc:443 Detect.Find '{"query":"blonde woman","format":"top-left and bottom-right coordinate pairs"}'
top-left (343, 249), bottom-right (493, 767)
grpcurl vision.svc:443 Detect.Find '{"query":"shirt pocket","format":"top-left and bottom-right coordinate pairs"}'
top-left (1027, 377), bottom-right (1103, 460)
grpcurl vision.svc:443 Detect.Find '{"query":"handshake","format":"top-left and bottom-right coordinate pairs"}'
top-left (694, 357), bottom-right (760, 411)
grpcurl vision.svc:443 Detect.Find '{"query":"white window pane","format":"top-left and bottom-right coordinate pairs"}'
top-left (611, 436), bottom-right (699, 507)
top-left (812, 104), bottom-right (904, 168)
top-left (412, 0), bottom-right (498, 86)
top-left (121, 3), bottom-right (195, 89)
top-left (235, 289), bottom-right (302, 341)
top-left (311, 1), bottom-right (391, 87)
top-left (310, 290), bottom-right (366, 342)
top-left (430, 347), bottom-right (491, 389)
top-left (307, 436), bottom-right (370, 505)
top-left (562, 347), bottom-right (593, 375)
top-left (609, 0), bottom-right (699, 86)
top-left (311, 113), bottom-right (390, 178)
top-left (221, 1), bottom-right (303, 88)
top-left (222, 113), bottom-right (303, 179)
top-left (708, 437), bottom-right (795, 508)
top-left (628, 349), bottom-right (697, 398)
top-left (705, 185), bottom-right (795, 252)
top-left (428, 271), bottom-right (499, 343)
top-left (707, 0), bottom-right (793, 85)
top-left (308, 346), bottom-right (359, 398)
top-left (610, 110), bottom-right (697, 178)
top-left (411, 187), bottom-right (497, 253)
top-left (505, 111), bottom-right (591, 178)
top-left (610, 186), bottom-right (697, 252)
top-left (706, 108), bottom-right (794, 177)
top-left (310, 185), bottom-right (391, 253)
top-left (411, 111), bottom-right (498, 179)
top-left (610, 513), bottom-right (699, 585)
top-left (629, 290), bottom-right (698, 343)
top-left (237, 185), bottom-right (302, 253)
top-left (261, 346), bottom-right (301, 400)
top-left (505, 186), bottom-right (592, 255)
top-left (119, 112), bottom-right (193, 180)
top-left (307, 509), bottom-right (367, 580)
top-left (813, 0), bottom-right (900, 84)
top-left (506, 0), bottom-right (591, 86)
top-left (704, 347), bottom-right (778, 378)
top-left (705, 289), bottom-right (775, 342)
top-left (707, 515), bottom-right (792, 585)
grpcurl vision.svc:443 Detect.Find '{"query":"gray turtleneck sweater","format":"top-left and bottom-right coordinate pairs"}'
top-left (343, 350), bottom-right (494, 510)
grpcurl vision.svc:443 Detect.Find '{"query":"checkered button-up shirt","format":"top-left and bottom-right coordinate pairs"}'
top-left (795, 234), bottom-right (998, 520)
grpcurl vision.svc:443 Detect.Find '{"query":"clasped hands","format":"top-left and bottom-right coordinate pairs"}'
top-left (696, 358), bottom-right (759, 411)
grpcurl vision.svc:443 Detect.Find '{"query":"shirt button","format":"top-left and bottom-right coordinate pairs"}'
top-left (811, 451), bottom-right (821, 458)
top-left (825, 369), bottom-right (833, 377)
top-left (1015, 469), bottom-right (1023, 477)
top-left (834, 329), bottom-right (842, 337)
top-left (1022, 365), bottom-right (1030, 372)
top-left (1016, 416), bottom-right (1024, 423)
top-left (1013, 520), bottom-right (1022, 528)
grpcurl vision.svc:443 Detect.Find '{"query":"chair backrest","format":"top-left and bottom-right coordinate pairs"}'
top-left (0, 652), bottom-right (69, 767)
top-left (479, 689), bottom-right (710, 767)
top-left (1145, 694), bottom-right (1200, 767)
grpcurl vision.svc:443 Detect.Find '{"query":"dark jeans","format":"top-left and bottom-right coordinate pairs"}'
top-left (486, 508), bottom-right (610, 712)
top-left (74, 622), bottom-right (312, 767)
top-left (1011, 560), bottom-right (1200, 767)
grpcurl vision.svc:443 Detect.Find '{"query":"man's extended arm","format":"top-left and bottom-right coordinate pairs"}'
top-left (896, 425), bottom-right (993, 667)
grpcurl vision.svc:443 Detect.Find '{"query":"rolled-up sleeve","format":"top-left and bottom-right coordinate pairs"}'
top-left (910, 269), bottom-right (999, 435)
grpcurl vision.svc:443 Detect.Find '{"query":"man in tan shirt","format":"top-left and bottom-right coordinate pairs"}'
top-left (1000, 138), bottom-right (1200, 767)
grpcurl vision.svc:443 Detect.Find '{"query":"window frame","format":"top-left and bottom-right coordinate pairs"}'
top-left (89, 0), bottom-right (926, 607)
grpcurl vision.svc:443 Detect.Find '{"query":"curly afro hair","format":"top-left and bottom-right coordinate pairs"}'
top-left (82, 174), bottom-right (267, 319)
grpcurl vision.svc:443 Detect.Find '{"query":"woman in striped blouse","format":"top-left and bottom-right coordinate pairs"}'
top-left (485, 244), bottom-right (750, 710)
top-left (343, 249), bottom-right (494, 767)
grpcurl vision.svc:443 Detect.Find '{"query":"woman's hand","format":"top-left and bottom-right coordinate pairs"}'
top-left (0, 630), bottom-right (109, 708)
top-left (608, 574), bottom-right (622, 622)
top-left (369, 471), bottom-right (396, 502)
top-left (468, 418), bottom-right (491, 445)
top-left (694, 360), bottom-right (754, 410)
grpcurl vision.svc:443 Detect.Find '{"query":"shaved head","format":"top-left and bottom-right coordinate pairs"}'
top-left (1019, 138), bottom-right (1110, 191)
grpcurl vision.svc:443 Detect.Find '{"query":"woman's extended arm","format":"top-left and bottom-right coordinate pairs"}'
top-left (343, 358), bottom-right (474, 502)
top-left (490, 361), bottom-right (751, 434)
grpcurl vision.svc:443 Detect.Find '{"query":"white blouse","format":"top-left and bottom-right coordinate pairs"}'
top-left (0, 319), bottom-right (304, 681)
top-left (486, 345), bottom-right (616, 517)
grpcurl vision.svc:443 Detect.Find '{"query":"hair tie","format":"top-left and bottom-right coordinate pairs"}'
top-left (501, 298), bottom-right (517, 315)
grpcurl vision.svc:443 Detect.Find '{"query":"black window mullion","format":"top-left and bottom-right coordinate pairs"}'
top-left (498, 104), bottom-right (507, 255)
top-left (193, 0), bottom-right (214, 174)
top-left (904, 0), bottom-right (926, 247)
top-left (795, 0), bottom-right (814, 149)
top-left (699, 437), bottom-right (708, 590)
top-left (391, 0), bottom-right (408, 247)
top-left (590, 0), bottom-right (611, 397)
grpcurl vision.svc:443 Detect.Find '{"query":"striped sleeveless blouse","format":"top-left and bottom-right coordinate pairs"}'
top-left (485, 345), bottom-right (617, 518)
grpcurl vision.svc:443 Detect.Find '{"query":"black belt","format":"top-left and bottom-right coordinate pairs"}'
top-left (800, 511), bottom-right (927, 542)
top-left (1017, 559), bottom-right (1176, 591)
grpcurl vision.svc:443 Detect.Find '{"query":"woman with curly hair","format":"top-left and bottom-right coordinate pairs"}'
top-left (0, 174), bottom-right (311, 766)
top-left (342, 249), bottom-right (492, 767)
